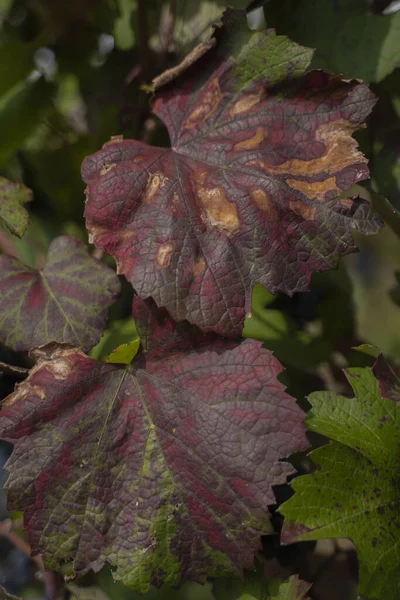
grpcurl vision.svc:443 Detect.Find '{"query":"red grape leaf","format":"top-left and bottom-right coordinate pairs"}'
top-left (82, 9), bottom-right (381, 337)
top-left (0, 300), bottom-right (307, 592)
top-left (0, 236), bottom-right (120, 352)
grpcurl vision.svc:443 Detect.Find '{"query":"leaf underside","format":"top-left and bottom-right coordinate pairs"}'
top-left (0, 236), bottom-right (121, 352)
top-left (82, 8), bottom-right (380, 337)
top-left (0, 299), bottom-right (307, 592)
top-left (280, 364), bottom-right (400, 600)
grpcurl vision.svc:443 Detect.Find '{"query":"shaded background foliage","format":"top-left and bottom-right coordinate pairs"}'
top-left (1, 0), bottom-right (400, 599)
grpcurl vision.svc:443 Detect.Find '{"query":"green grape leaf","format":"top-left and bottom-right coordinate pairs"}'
top-left (266, 0), bottom-right (400, 82)
top-left (0, 176), bottom-right (32, 237)
top-left (280, 364), bottom-right (400, 600)
top-left (90, 317), bottom-right (140, 362)
top-left (106, 340), bottom-right (140, 364)
top-left (269, 577), bottom-right (311, 600)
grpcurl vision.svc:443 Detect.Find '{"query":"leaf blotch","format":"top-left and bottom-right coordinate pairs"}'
top-left (156, 242), bottom-right (174, 268)
top-left (289, 199), bottom-right (316, 221)
top-left (250, 189), bottom-right (277, 220)
top-left (234, 127), bottom-right (265, 152)
top-left (193, 257), bottom-right (206, 277)
top-left (247, 120), bottom-right (363, 178)
top-left (184, 77), bottom-right (223, 130)
top-left (288, 177), bottom-right (338, 201)
top-left (143, 173), bottom-right (168, 205)
top-left (229, 88), bottom-right (266, 117)
top-left (193, 171), bottom-right (239, 233)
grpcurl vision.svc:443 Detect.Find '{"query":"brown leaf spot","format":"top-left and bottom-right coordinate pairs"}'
top-left (193, 171), bottom-right (239, 234)
top-left (171, 192), bottom-right (179, 212)
top-left (133, 155), bottom-right (145, 163)
top-left (246, 119), bottom-right (364, 179)
top-left (193, 257), bottom-right (206, 277)
top-left (289, 199), bottom-right (316, 221)
top-left (184, 77), bottom-right (223, 130)
top-left (234, 127), bottom-right (265, 152)
top-left (230, 88), bottom-right (266, 117)
top-left (143, 173), bottom-right (168, 205)
top-left (287, 176), bottom-right (338, 201)
top-left (156, 242), bottom-right (174, 268)
top-left (250, 189), bottom-right (277, 220)
top-left (100, 163), bottom-right (117, 176)
top-left (102, 134), bottom-right (123, 148)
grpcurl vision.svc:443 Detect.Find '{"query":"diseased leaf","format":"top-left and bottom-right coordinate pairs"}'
top-left (0, 176), bottom-right (32, 238)
top-left (0, 299), bottom-right (307, 592)
top-left (82, 9), bottom-right (380, 337)
top-left (280, 364), bottom-right (400, 600)
top-left (0, 236), bottom-right (120, 352)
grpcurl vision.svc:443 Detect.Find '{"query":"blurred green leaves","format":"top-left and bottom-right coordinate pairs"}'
top-left (244, 284), bottom-right (331, 371)
top-left (265, 0), bottom-right (400, 82)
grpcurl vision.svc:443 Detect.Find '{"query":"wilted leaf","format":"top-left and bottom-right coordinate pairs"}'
top-left (0, 176), bottom-right (32, 237)
top-left (0, 298), bottom-right (307, 592)
top-left (280, 364), bottom-right (400, 600)
top-left (0, 236), bottom-right (120, 351)
top-left (82, 9), bottom-right (380, 337)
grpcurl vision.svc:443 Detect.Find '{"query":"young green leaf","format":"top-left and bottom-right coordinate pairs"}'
top-left (280, 364), bottom-right (400, 600)
top-left (0, 299), bottom-right (307, 592)
top-left (0, 176), bottom-right (32, 238)
top-left (269, 576), bottom-right (311, 600)
top-left (0, 236), bottom-right (120, 352)
top-left (82, 9), bottom-right (380, 338)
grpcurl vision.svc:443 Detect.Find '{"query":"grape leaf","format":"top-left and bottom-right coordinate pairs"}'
top-left (90, 317), bottom-right (140, 362)
top-left (213, 566), bottom-right (311, 600)
top-left (0, 176), bottom-right (32, 238)
top-left (269, 576), bottom-right (311, 600)
top-left (0, 299), bottom-right (307, 592)
top-left (280, 365), bottom-right (400, 600)
top-left (266, 0), bottom-right (400, 83)
top-left (0, 236), bottom-right (120, 352)
top-left (82, 9), bottom-right (380, 337)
